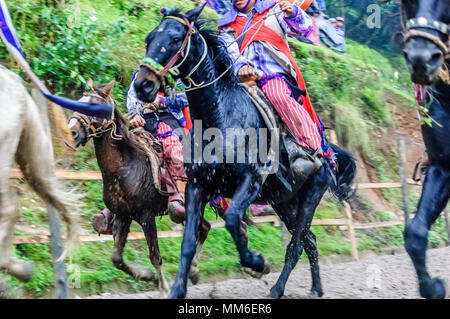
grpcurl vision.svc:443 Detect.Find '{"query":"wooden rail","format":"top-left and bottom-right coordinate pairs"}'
top-left (11, 168), bottom-right (450, 262)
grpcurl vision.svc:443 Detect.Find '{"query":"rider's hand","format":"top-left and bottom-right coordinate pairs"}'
top-left (238, 65), bottom-right (258, 82)
top-left (279, 1), bottom-right (294, 17)
top-left (129, 113), bottom-right (146, 128)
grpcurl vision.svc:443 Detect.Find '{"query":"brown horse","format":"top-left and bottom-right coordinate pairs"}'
top-left (69, 79), bottom-right (225, 297)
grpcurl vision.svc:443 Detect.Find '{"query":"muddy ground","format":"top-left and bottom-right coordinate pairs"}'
top-left (87, 246), bottom-right (450, 299)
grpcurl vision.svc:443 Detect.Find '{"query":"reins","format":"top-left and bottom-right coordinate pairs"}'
top-left (140, 7), bottom-right (285, 95)
top-left (70, 91), bottom-right (123, 141)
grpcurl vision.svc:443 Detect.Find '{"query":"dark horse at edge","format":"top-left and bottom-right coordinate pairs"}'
top-left (395, 0), bottom-right (450, 299)
top-left (134, 5), bottom-right (356, 299)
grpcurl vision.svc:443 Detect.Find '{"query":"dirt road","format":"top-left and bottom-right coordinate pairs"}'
top-left (87, 246), bottom-right (450, 299)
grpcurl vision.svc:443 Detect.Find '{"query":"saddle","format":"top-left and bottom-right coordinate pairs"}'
top-left (131, 127), bottom-right (179, 198)
top-left (240, 81), bottom-right (323, 190)
top-left (91, 127), bottom-right (180, 235)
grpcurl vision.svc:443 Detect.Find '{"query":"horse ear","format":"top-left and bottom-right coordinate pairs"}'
top-left (101, 79), bottom-right (115, 96)
top-left (186, 3), bottom-right (206, 23)
top-left (86, 79), bottom-right (94, 90)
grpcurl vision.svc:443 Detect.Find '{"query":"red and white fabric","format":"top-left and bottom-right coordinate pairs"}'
top-left (156, 122), bottom-right (187, 181)
top-left (261, 76), bottom-right (322, 152)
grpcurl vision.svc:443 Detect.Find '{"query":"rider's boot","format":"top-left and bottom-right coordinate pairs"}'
top-left (283, 136), bottom-right (322, 185)
top-left (168, 180), bottom-right (186, 224)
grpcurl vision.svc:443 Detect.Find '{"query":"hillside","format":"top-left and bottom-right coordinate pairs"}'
top-left (1, 0), bottom-right (448, 298)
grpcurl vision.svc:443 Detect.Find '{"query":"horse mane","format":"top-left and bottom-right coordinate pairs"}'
top-left (112, 107), bottom-right (148, 157)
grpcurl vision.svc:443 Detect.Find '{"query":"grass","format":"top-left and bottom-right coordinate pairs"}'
top-left (2, 0), bottom-right (449, 298)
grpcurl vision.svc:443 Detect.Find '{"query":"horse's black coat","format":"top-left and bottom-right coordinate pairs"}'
top-left (400, 0), bottom-right (450, 299)
top-left (134, 6), bottom-right (357, 299)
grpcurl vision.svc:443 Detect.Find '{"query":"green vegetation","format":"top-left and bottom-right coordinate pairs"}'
top-left (1, 0), bottom-right (449, 298)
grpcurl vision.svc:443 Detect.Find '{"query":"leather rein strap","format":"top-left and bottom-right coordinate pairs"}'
top-left (159, 15), bottom-right (195, 77)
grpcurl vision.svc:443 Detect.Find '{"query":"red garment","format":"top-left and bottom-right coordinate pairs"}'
top-left (262, 77), bottom-right (322, 151)
top-left (156, 122), bottom-right (187, 181)
top-left (227, 10), bottom-right (322, 131)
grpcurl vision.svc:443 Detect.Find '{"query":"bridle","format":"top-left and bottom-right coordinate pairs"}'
top-left (140, 14), bottom-right (208, 92)
top-left (400, 0), bottom-right (450, 58)
top-left (69, 90), bottom-right (123, 143)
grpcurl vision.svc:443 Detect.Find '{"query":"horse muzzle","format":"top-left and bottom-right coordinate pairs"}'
top-left (134, 77), bottom-right (161, 103)
top-left (403, 38), bottom-right (444, 85)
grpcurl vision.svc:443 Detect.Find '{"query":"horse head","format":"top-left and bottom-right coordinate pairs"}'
top-left (133, 5), bottom-right (206, 103)
top-left (401, 0), bottom-right (450, 84)
top-left (69, 79), bottom-right (118, 147)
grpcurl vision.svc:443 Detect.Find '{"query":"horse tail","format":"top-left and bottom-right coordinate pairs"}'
top-left (328, 144), bottom-right (357, 202)
top-left (15, 91), bottom-right (82, 259)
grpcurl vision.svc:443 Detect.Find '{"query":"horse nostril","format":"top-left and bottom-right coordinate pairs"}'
top-left (430, 51), bottom-right (443, 65)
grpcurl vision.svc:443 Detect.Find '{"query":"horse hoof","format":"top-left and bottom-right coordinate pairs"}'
top-left (9, 260), bottom-right (34, 282)
top-left (243, 257), bottom-right (271, 279)
top-left (262, 257), bottom-right (271, 275)
top-left (0, 279), bottom-right (8, 299)
top-left (130, 265), bottom-right (155, 281)
top-left (309, 289), bottom-right (324, 298)
top-left (158, 288), bottom-right (170, 299)
top-left (189, 269), bottom-right (200, 285)
top-left (243, 267), bottom-right (263, 279)
top-left (420, 277), bottom-right (446, 299)
top-left (269, 286), bottom-right (283, 299)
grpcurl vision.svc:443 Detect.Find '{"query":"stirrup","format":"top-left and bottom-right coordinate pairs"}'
top-left (283, 137), bottom-right (322, 181)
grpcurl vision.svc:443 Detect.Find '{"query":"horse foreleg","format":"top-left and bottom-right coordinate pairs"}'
top-left (188, 219), bottom-right (211, 285)
top-left (169, 183), bottom-right (206, 299)
top-left (225, 173), bottom-right (269, 275)
top-left (405, 165), bottom-right (450, 299)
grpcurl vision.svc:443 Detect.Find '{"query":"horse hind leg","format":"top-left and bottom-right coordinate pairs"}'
top-left (303, 230), bottom-right (323, 297)
top-left (142, 216), bottom-right (169, 298)
top-left (0, 103), bottom-right (34, 282)
top-left (112, 214), bottom-right (154, 281)
top-left (270, 167), bottom-right (329, 299)
top-left (14, 94), bottom-right (79, 246)
top-left (405, 165), bottom-right (450, 299)
top-left (188, 218), bottom-right (211, 285)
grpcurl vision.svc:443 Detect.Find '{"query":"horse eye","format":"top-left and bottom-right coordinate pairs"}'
top-left (173, 37), bottom-right (182, 43)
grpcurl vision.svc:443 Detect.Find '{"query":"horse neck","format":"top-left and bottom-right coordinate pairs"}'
top-left (92, 117), bottom-right (131, 176)
top-left (183, 50), bottom-right (239, 129)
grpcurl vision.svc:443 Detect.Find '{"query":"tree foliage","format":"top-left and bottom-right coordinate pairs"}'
top-left (325, 0), bottom-right (402, 55)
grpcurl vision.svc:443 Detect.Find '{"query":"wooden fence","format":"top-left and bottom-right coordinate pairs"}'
top-left (10, 168), bottom-right (446, 262)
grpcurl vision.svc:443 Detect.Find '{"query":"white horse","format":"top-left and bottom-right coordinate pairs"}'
top-left (0, 65), bottom-right (79, 295)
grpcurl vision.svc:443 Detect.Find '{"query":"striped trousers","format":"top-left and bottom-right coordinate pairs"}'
top-left (261, 76), bottom-right (322, 152)
top-left (156, 122), bottom-right (187, 181)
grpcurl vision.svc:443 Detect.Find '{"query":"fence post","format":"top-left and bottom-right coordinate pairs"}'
top-left (32, 88), bottom-right (69, 299)
top-left (47, 205), bottom-right (69, 299)
top-left (344, 201), bottom-right (358, 261)
top-left (398, 135), bottom-right (410, 226)
top-left (444, 208), bottom-right (450, 246)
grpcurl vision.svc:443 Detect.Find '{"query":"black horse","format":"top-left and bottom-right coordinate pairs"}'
top-left (397, 0), bottom-right (450, 299)
top-left (134, 5), bottom-right (356, 299)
